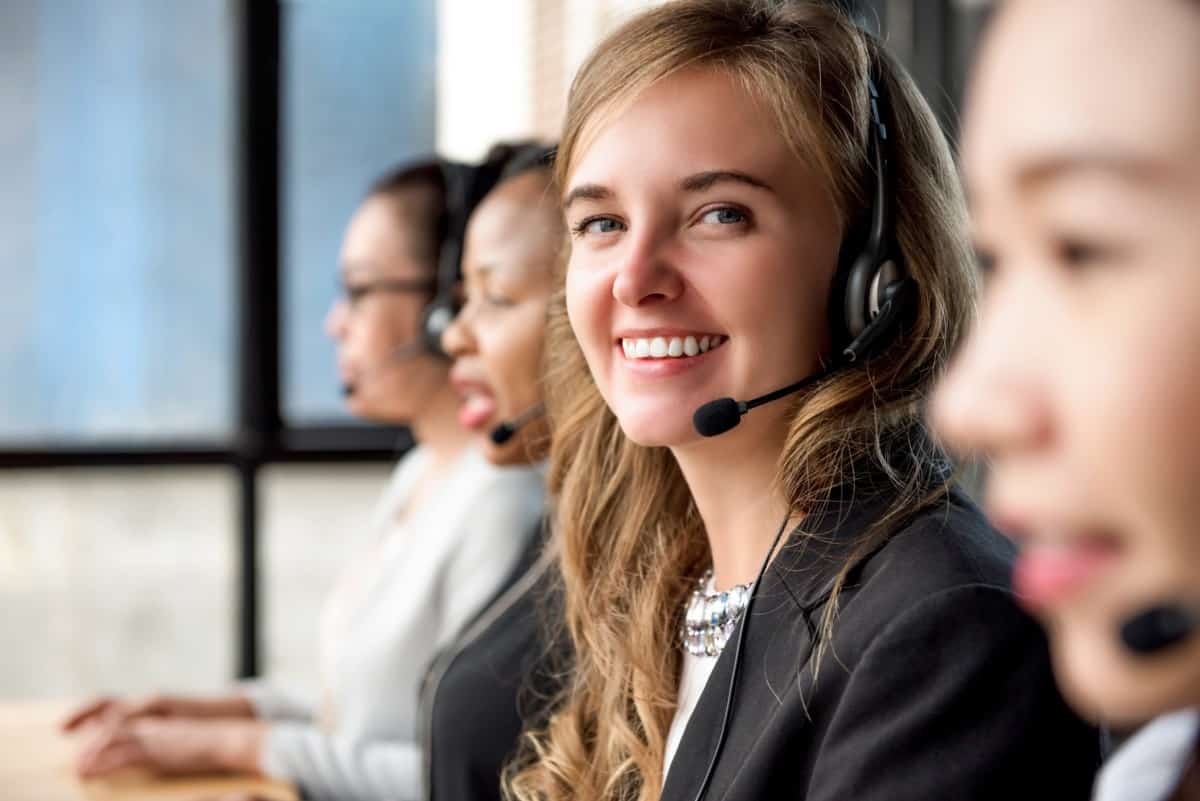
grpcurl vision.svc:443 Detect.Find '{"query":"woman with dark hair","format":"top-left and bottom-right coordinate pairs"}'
top-left (933, 1), bottom-right (1200, 798)
top-left (63, 149), bottom-right (547, 801)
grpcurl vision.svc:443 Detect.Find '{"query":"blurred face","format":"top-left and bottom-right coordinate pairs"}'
top-left (324, 192), bottom-right (444, 422)
top-left (932, 0), bottom-right (1200, 725)
top-left (442, 171), bottom-right (559, 465)
top-left (563, 68), bottom-right (841, 451)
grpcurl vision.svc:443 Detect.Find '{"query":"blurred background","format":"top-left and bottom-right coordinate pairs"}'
top-left (0, 0), bottom-right (992, 702)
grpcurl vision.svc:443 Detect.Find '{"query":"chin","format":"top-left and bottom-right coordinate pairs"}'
top-left (613, 408), bottom-right (699, 448)
top-left (482, 440), bottom-right (522, 466)
top-left (1051, 616), bottom-right (1200, 727)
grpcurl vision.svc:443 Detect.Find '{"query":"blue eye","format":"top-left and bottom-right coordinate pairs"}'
top-left (572, 216), bottom-right (625, 237)
top-left (700, 207), bottom-right (747, 225)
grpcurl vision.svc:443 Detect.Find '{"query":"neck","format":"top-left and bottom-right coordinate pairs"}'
top-left (672, 408), bottom-right (801, 591)
top-left (409, 377), bottom-right (473, 466)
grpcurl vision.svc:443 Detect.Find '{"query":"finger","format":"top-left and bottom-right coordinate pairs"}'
top-left (74, 727), bottom-right (133, 773)
top-left (123, 693), bottom-right (170, 720)
top-left (61, 697), bottom-right (115, 732)
top-left (77, 739), bottom-right (145, 778)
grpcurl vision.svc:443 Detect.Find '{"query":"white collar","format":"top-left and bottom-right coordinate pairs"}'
top-left (1094, 708), bottom-right (1199, 801)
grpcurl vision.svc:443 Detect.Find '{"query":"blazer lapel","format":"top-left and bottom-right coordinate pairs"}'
top-left (659, 484), bottom-right (910, 801)
top-left (659, 561), bottom-right (813, 801)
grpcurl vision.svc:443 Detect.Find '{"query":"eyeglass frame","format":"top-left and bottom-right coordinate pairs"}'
top-left (336, 277), bottom-right (439, 310)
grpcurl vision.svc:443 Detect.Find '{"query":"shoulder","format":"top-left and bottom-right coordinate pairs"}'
top-left (778, 486), bottom-right (1027, 669)
top-left (460, 450), bottom-right (547, 499)
top-left (854, 488), bottom-right (1016, 607)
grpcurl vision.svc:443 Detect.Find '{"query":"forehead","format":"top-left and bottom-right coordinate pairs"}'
top-left (567, 68), bottom-right (800, 193)
top-left (962, 0), bottom-right (1200, 194)
top-left (463, 172), bottom-right (560, 279)
top-left (341, 195), bottom-right (419, 270)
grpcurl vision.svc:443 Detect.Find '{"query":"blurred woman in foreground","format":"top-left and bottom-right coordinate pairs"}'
top-left (933, 1), bottom-right (1200, 798)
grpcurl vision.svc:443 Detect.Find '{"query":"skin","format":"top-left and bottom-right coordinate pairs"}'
top-left (64, 189), bottom-right (475, 777)
top-left (931, 0), bottom-right (1200, 726)
top-left (562, 67), bottom-right (842, 589)
top-left (325, 192), bottom-right (462, 428)
top-left (441, 170), bottom-right (561, 466)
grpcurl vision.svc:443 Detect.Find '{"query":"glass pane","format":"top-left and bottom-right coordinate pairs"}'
top-left (281, 1), bottom-right (437, 425)
top-left (259, 463), bottom-right (393, 690)
top-left (0, 0), bottom-right (236, 444)
top-left (0, 468), bottom-right (236, 699)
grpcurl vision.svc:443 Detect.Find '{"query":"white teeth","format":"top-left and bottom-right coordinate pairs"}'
top-left (620, 335), bottom-right (726, 360)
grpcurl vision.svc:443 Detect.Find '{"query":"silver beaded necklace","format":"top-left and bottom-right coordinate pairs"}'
top-left (679, 569), bottom-right (754, 658)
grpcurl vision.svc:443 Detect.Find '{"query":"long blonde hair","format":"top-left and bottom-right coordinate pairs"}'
top-left (508, 2), bottom-right (976, 799)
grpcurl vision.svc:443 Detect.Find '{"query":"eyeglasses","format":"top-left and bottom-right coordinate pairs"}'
top-left (337, 277), bottom-right (438, 309)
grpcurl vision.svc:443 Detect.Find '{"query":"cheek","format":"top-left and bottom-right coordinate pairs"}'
top-left (487, 313), bottom-right (547, 399)
top-left (1060, 303), bottom-right (1200, 588)
top-left (565, 266), bottom-right (609, 373)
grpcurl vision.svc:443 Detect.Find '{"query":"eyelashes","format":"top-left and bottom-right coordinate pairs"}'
top-left (570, 216), bottom-right (626, 238)
top-left (568, 204), bottom-right (753, 240)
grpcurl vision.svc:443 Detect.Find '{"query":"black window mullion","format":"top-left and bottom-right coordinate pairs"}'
top-left (235, 0), bottom-right (282, 680)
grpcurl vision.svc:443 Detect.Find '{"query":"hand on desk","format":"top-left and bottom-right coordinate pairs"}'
top-left (62, 693), bottom-right (255, 732)
top-left (72, 717), bottom-right (267, 779)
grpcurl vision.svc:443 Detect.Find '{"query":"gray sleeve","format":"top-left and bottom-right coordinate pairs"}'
top-left (237, 680), bottom-right (315, 723)
top-left (435, 468), bottom-right (546, 645)
top-left (261, 721), bottom-right (421, 801)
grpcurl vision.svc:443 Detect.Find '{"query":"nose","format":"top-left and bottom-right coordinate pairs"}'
top-left (930, 298), bottom-right (1054, 459)
top-left (325, 297), bottom-right (350, 340)
top-left (611, 233), bottom-right (685, 309)
top-left (440, 304), bottom-right (476, 359)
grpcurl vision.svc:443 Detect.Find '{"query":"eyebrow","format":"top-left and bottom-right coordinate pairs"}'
top-left (562, 184), bottom-right (611, 212)
top-left (562, 169), bottom-right (775, 212)
top-left (1014, 150), bottom-right (1170, 189)
top-left (679, 169), bottom-right (775, 194)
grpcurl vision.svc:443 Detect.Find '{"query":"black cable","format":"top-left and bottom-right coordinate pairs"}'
top-left (689, 512), bottom-right (793, 801)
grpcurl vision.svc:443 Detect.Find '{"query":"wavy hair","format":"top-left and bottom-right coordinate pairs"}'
top-left (507, 2), bottom-right (976, 799)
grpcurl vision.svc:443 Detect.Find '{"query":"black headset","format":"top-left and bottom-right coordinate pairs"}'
top-left (418, 143), bottom-right (557, 360)
top-left (829, 71), bottom-right (914, 364)
top-left (688, 59), bottom-right (911, 801)
top-left (418, 159), bottom-right (506, 359)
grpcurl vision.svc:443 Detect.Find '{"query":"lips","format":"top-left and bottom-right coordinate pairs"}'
top-left (450, 371), bottom-right (497, 431)
top-left (1012, 536), bottom-right (1122, 610)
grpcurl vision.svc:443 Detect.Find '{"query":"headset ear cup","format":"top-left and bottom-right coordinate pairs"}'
top-left (421, 300), bottom-right (456, 360)
top-left (867, 258), bottom-right (902, 321)
top-left (842, 248), bottom-right (877, 341)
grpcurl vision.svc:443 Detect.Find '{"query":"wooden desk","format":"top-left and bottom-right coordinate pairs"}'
top-left (0, 701), bottom-right (298, 801)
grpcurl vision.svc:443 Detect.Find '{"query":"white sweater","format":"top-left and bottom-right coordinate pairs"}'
top-left (242, 445), bottom-right (546, 801)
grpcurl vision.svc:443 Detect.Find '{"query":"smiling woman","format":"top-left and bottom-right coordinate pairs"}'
top-left (506, 2), bottom-right (1102, 801)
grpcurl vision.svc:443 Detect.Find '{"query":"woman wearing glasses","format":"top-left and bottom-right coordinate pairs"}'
top-left (63, 148), bottom-right (547, 801)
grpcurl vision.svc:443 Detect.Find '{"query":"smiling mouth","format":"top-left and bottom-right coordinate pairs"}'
top-left (620, 335), bottom-right (727, 360)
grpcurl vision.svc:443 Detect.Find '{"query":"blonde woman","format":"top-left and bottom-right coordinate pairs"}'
top-left (507, 2), bottom-right (1100, 800)
top-left (933, 1), bottom-right (1200, 799)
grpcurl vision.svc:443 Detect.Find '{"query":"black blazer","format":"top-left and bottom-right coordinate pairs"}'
top-left (420, 525), bottom-right (566, 801)
top-left (661, 486), bottom-right (1101, 801)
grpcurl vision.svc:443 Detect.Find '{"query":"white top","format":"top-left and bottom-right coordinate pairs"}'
top-left (241, 445), bottom-right (546, 801)
top-left (663, 649), bottom-right (720, 782)
top-left (1093, 707), bottom-right (1199, 801)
